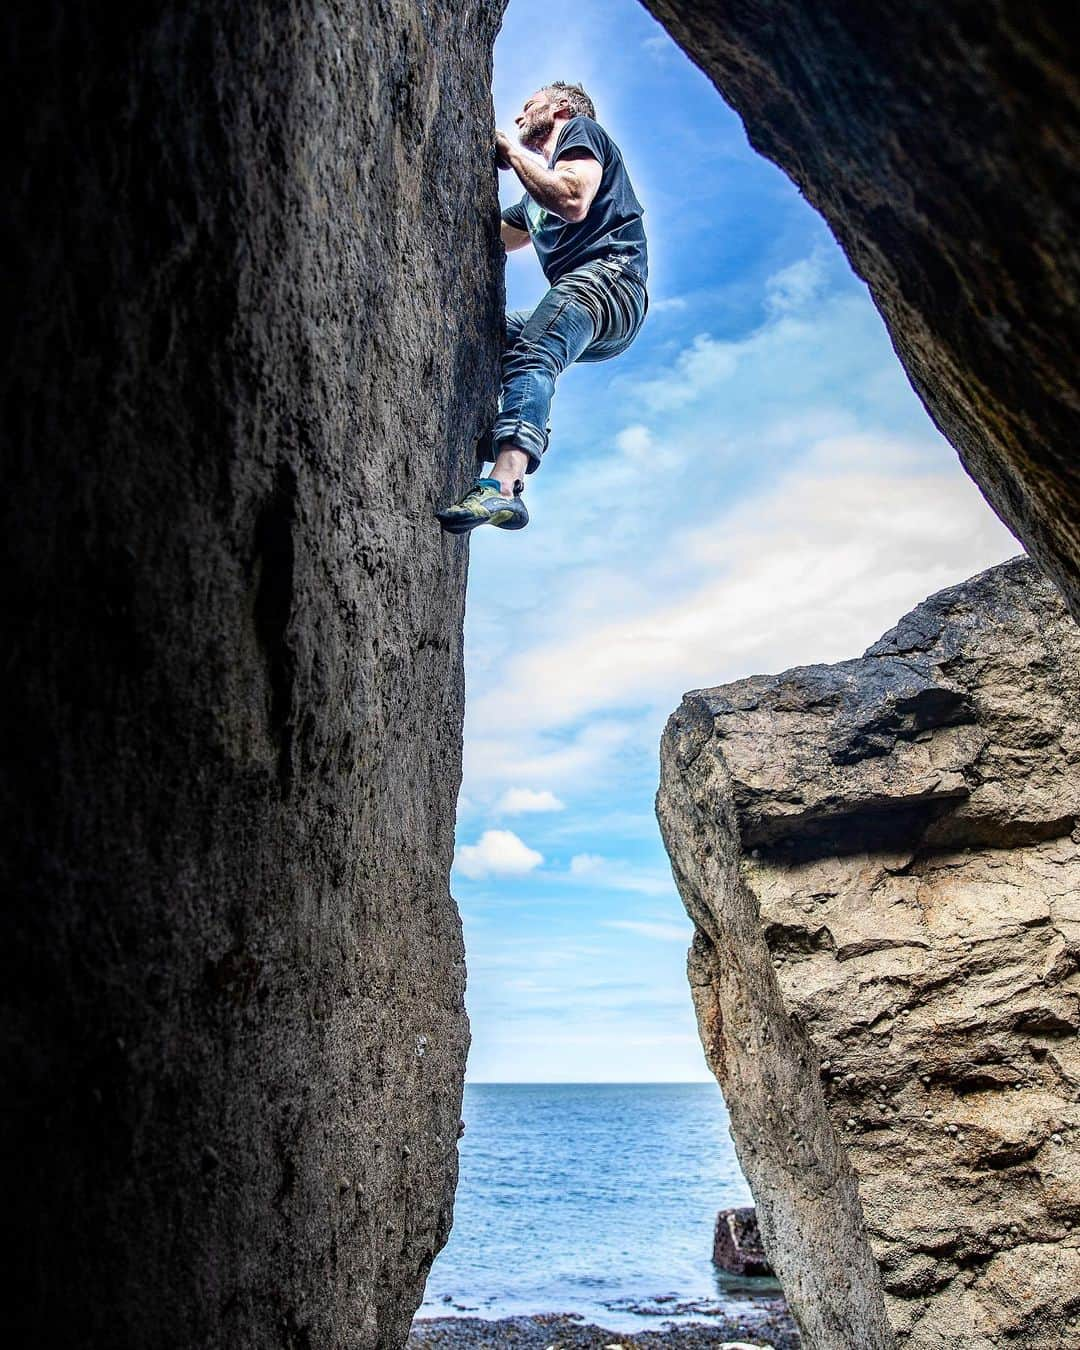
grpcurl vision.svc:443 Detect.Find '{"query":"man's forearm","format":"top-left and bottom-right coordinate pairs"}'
top-left (508, 148), bottom-right (583, 222)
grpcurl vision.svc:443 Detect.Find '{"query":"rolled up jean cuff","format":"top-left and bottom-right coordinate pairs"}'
top-left (490, 416), bottom-right (547, 473)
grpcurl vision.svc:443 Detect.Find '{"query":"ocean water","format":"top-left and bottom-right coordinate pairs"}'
top-left (418, 1082), bottom-right (772, 1329)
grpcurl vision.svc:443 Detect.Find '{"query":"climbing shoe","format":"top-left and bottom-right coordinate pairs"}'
top-left (436, 477), bottom-right (529, 534)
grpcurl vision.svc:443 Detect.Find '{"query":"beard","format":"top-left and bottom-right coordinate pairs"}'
top-left (518, 105), bottom-right (555, 151)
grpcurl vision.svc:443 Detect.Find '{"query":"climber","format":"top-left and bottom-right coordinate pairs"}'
top-left (436, 82), bottom-right (649, 534)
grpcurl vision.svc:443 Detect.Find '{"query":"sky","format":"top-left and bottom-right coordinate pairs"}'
top-left (454, 0), bottom-right (1020, 1083)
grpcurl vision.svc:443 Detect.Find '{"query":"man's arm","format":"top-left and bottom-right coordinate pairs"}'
top-left (501, 220), bottom-right (531, 252)
top-left (496, 132), bottom-right (602, 224)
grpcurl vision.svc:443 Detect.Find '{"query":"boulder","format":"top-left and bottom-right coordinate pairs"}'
top-left (1, 2), bottom-right (503, 1345)
top-left (648, 1), bottom-right (1080, 620)
top-left (714, 1207), bottom-right (773, 1278)
top-left (659, 557), bottom-right (1080, 1348)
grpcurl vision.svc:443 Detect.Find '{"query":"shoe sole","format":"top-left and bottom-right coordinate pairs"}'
top-left (436, 511), bottom-right (488, 534)
top-left (435, 507), bottom-right (528, 533)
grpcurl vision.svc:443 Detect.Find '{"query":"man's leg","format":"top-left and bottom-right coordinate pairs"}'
top-left (489, 284), bottom-right (597, 492)
top-left (573, 265), bottom-right (649, 367)
top-left (436, 274), bottom-right (626, 534)
top-left (490, 444), bottom-right (531, 497)
top-left (488, 308), bottom-right (533, 497)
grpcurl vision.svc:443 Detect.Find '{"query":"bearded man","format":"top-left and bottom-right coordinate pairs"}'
top-left (437, 82), bottom-right (649, 534)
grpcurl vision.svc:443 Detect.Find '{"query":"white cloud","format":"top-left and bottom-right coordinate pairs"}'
top-left (627, 262), bottom-right (858, 417)
top-left (606, 920), bottom-right (692, 942)
top-left (614, 421), bottom-right (683, 472)
top-left (616, 423), bottom-right (654, 459)
top-left (765, 252), bottom-right (827, 314)
top-left (467, 434), bottom-right (1018, 743)
top-left (497, 787), bottom-right (566, 814)
top-left (465, 719), bottom-right (635, 792)
top-left (546, 809), bottom-right (659, 840)
top-left (636, 330), bottom-right (740, 411)
top-left (568, 854), bottom-right (675, 896)
top-left (648, 295), bottom-right (688, 314)
top-left (454, 829), bottom-right (543, 880)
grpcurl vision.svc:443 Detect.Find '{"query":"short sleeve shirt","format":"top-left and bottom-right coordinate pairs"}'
top-left (501, 116), bottom-right (648, 286)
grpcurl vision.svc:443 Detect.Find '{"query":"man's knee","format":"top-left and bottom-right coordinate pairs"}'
top-left (502, 340), bottom-right (565, 386)
top-left (504, 308), bottom-right (532, 347)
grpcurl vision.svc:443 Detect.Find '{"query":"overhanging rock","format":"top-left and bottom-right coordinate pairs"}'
top-left (645, 0), bottom-right (1080, 620)
top-left (659, 557), bottom-right (1080, 1348)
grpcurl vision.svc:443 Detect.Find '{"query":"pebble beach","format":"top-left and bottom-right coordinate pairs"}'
top-left (409, 1305), bottom-right (800, 1350)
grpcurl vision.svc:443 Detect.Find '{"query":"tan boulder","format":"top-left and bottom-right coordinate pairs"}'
top-left (659, 557), bottom-right (1080, 1348)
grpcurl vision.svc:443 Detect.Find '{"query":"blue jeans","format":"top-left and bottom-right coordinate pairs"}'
top-left (491, 258), bottom-right (648, 473)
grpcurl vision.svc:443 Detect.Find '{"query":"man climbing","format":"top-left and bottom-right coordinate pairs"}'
top-left (437, 82), bottom-right (649, 534)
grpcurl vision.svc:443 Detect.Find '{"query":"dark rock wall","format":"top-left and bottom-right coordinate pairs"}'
top-left (659, 559), bottom-right (1080, 1348)
top-left (3, 3), bottom-right (503, 1345)
top-left (645, 0), bottom-right (1080, 619)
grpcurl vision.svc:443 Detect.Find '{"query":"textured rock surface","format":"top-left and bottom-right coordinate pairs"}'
top-left (713, 1207), bottom-right (772, 1278)
top-left (646, 1), bottom-right (1080, 619)
top-left (659, 558), bottom-right (1080, 1349)
top-left (3, 2), bottom-right (502, 1345)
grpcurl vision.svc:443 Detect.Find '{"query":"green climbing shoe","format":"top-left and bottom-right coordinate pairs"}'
top-left (436, 478), bottom-right (529, 534)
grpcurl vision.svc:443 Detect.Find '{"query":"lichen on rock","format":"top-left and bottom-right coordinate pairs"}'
top-left (659, 557), bottom-right (1080, 1348)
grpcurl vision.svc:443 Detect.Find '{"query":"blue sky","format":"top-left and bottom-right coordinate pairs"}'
top-left (454, 0), bottom-right (1019, 1082)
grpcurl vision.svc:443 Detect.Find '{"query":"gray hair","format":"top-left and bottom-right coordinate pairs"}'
top-left (544, 81), bottom-right (595, 121)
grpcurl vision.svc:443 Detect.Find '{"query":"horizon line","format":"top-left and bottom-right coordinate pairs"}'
top-left (463, 1079), bottom-right (717, 1086)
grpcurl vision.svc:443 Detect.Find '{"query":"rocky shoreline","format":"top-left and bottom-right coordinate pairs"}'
top-left (409, 1308), bottom-right (800, 1350)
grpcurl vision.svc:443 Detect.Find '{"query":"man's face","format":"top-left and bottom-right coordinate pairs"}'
top-left (515, 91), bottom-right (557, 151)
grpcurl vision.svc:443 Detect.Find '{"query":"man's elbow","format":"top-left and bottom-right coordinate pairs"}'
top-left (560, 198), bottom-right (590, 224)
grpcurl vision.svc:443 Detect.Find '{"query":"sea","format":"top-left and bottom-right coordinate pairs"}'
top-left (417, 1081), bottom-right (777, 1332)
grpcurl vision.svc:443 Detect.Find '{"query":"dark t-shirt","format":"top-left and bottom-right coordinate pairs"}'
top-left (501, 116), bottom-right (648, 285)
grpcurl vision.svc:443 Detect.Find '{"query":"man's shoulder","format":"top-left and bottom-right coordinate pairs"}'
top-left (564, 114), bottom-right (604, 133)
top-left (555, 116), bottom-right (613, 155)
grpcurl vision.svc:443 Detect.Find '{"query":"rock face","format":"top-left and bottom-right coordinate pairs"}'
top-left (2, 3), bottom-right (502, 1346)
top-left (645, 1), bottom-right (1080, 620)
top-left (713, 1207), bottom-right (773, 1278)
top-left (659, 558), bottom-right (1080, 1349)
